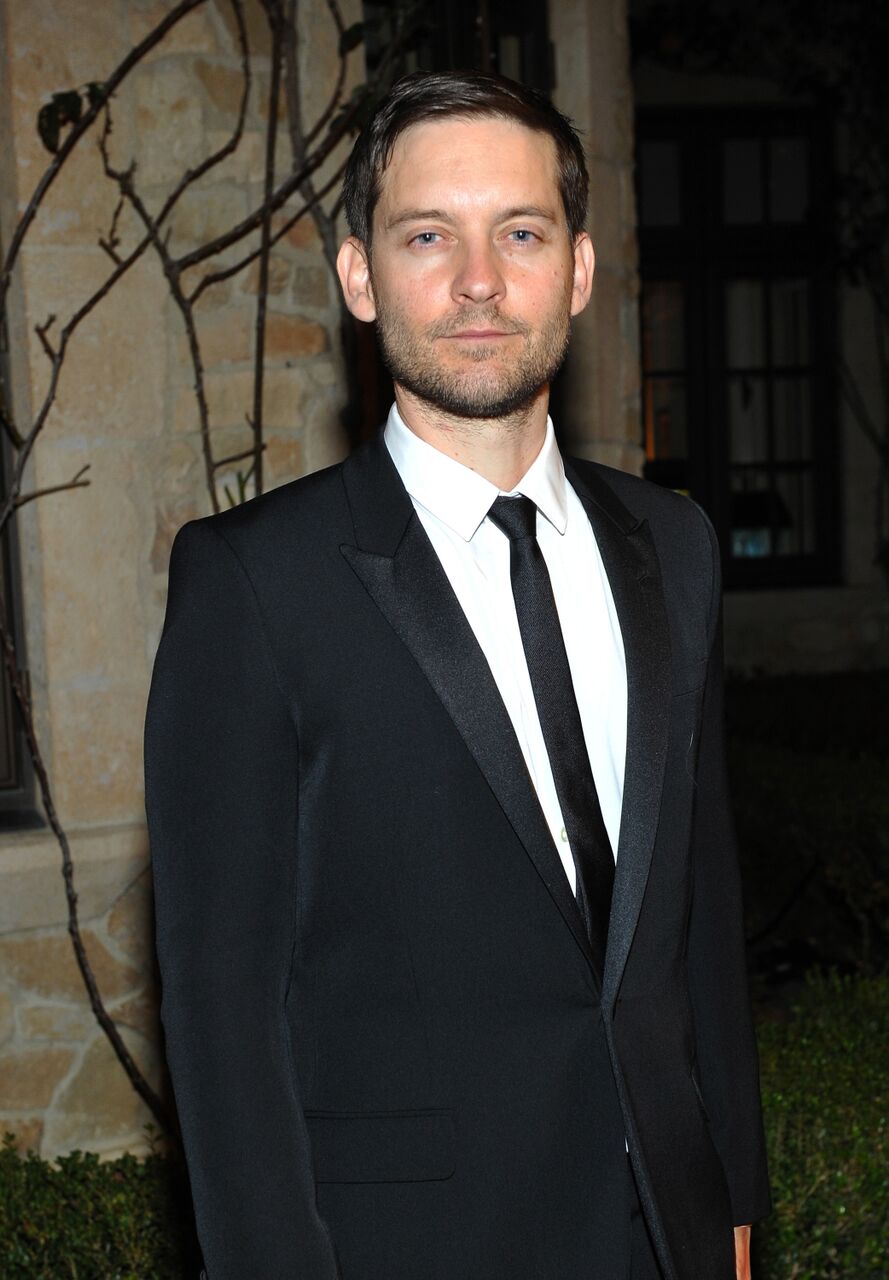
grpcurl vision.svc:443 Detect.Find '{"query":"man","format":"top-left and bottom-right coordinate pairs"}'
top-left (145, 71), bottom-right (770, 1280)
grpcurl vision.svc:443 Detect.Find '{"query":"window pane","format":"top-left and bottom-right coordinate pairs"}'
top-left (730, 470), bottom-right (772, 558)
top-left (771, 278), bottom-right (810, 366)
top-left (775, 470), bottom-right (815, 555)
top-left (726, 280), bottom-right (765, 369)
top-left (644, 376), bottom-right (688, 460)
top-left (769, 137), bottom-right (809, 223)
top-left (728, 375), bottom-right (767, 464)
top-left (641, 281), bottom-right (685, 372)
top-left (773, 378), bottom-right (813, 462)
top-left (724, 138), bottom-right (763, 225)
top-left (639, 140), bottom-right (681, 227)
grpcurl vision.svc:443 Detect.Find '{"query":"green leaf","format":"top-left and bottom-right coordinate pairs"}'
top-left (339, 21), bottom-right (364, 55)
top-left (53, 89), bottom-right (83, 128)
top-left (37, 102), bottom-right (60, 154)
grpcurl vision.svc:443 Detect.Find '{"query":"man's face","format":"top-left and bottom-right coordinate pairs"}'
top-left (339, 116), bottom-right (593, 420)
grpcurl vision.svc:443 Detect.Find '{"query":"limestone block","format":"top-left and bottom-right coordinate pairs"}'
top-left (150, 494), bottom-right (204, 574)
top-left (302, 392), bottom-right (348, 474)
top-left (14, 137), bottom-right (121, 251)
top-left (265, 313), bottom-right (327, 360)
top-left (166, 180), bottom-right (249, 253)
top-left (175, 364), bottom-right (308, 434)
top-left (0, 989), bottom-right (13, 1045)
top-left (264, 433), bottom-right (304, 487)
top-left (36, 447), bottom-right (156, 694)
top-left (239, 255), bottom-right (292, 297)
top-left (43, 1027), bottom-right (163, 1155)
top-left (184, 272), bottom-right (232, 312)
top-left (0, 927), bottom-right (141, 1002)
top-left (4, 0), bottom-right (128, 192)
top-left (0, 1117), bottom-right (43, 1154)
top-left (0, 825), bottom-right (148, 933)
top-left (205, 130), bottom-right (267, 186)
top-left (588, 158), bottom-right (628, 270)
top-left (180, 307), bottom-right (256, 367)
top-left (132, 60), bottom-right (207, 189)
top-left (213, 0), bottom-right (274, 58)
top-left (278, 210), bottom-right (322, 252)
top-left (264, 366), bottom-right (311, 425)
top-left (50, 683), bottom-right (148, 825)
top-left (107, 868), bottom-right (155, 972)
top-left (19, 1002), bottom-right (94, 1042)
top-left (109, 985), bottom-right (162, 1042)
top-left (129, 2), bottom-right (220, 58)
top-left (0, 1046), bottom-right (75, 1109)
top-left (292, 264), bottom-right (331, 310)
top-left (193, 58), bottom-right (248, 117)
top-left (22, 250), bottom-right (167, 443)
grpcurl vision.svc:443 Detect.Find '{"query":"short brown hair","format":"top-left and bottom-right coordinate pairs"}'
top-left (342, 70), bottom-right (589, 248)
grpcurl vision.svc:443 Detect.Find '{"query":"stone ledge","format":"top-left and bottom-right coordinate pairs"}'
top-left (0, 823), bottom-right (149, 933)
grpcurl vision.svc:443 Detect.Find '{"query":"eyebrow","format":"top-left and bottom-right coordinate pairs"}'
top-left (384, 205), bottom-right (560, 231)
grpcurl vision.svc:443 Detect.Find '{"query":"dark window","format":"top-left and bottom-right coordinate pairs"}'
top-left (0, 260), bottom-right (39, 826)
top-left (637, 107), bottom-right (839, 588)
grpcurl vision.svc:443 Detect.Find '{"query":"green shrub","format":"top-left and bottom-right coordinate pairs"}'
top-left (0, 1137), bottom-right (199, 1279)
top-left (754, 972), bottom-right (889, 1279)
top-left (2, 975), bottom-right (886, 1278)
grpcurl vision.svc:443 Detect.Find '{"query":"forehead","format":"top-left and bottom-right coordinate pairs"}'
top-left (375, 116), bottom-right (560, 222)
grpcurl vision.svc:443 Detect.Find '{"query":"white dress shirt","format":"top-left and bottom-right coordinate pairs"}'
top-left (384, 404), bottom-right (627, 893)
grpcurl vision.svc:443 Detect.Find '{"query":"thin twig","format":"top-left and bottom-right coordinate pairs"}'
top-left (0, 0), bottom-right (209, 313)
top-left (13, 464), bottom-right (91, 509)
top-left (213, 444), bottom-right (265, 470)
top-left (251, 0), bottom-right (286, 498)
top-left (0, 597), bottom-right (176, 1139)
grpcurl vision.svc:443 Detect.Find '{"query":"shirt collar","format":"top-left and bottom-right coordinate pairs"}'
top-left (383, 402), bottom-right (568, 542)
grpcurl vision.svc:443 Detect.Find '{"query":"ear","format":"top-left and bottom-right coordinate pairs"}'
top-left (569, 232), bottom-right (595, 317)
top-left (336, 237), bottom-right (377, 322)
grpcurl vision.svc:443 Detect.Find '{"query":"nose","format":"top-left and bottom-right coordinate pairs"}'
top-left (451, 237), bottom-right (505, 306)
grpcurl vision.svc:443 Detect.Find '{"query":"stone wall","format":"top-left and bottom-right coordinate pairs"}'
top-left (551, 0), bottom-right (643, 474)
top-left (0, 0), bottom-right (642, 1158)
top-left (0, 0), bottom-right (361, 1158)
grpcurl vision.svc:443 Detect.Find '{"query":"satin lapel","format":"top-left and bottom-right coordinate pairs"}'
top-left (565, 461), bottom-right (672, 1010)
top-left (340, 442), bottom-right (596, 983)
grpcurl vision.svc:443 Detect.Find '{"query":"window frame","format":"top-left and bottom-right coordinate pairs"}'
top-left (636, 104), bottom-right (840, 590)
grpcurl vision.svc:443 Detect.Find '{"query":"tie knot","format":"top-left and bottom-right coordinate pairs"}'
top-left (488, 494), bottom-right (537, 542)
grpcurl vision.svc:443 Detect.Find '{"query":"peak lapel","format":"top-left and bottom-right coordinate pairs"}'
top-left (340, 442), bottom-right (597, 985)
top-left (565, 461), bottom-right (672, 1010)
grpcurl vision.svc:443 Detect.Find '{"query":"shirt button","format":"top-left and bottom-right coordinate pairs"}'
top-left (560, 826), bottom-right (568, 843)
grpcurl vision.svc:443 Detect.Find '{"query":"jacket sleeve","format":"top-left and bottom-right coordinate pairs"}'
top-left (686, 511), bottom-right (772, 1227)
top-left (144, 519), bottom-right (340, 1280)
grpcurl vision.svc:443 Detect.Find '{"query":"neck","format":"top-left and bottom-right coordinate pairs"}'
top-left (394, 385), bottom-right (550, 491)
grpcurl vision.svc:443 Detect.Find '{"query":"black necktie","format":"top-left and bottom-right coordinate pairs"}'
top-left (488, 495), bottom-right (614, 970)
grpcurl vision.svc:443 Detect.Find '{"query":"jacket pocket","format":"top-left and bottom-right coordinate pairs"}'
top-left (304, 1108), bottom-right (455, 1183)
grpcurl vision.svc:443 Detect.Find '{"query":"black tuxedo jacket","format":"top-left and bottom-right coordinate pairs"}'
top-left (145, 439), bottom-right (770, 1280)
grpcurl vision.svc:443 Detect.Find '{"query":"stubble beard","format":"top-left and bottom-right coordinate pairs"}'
top-left (373, 296), bottom-right (572, 422)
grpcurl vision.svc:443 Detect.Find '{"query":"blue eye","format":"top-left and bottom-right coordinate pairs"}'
top-left (412, 232), bottom-right (441, 246)
top-left (509, 228), bottom-right (537, 243)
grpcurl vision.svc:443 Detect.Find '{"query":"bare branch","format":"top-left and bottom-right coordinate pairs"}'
top-left (35, 315), bottom-right (57, 361)
top-left (250, 0), bottom-right (288, 499)
top-left (13, 464), bottom-right (91, 509)
top-left (188, 164), bottom-right (345, 301)
top-left (282, 0), bottom-right (340, 275)
top-left (213, 443), bottom-right (265, 470)
top-left (0, 595), bottom-right (177, 1140)
top-left (0, 401), bottom-right (24, 451)
top-left (303, 0), bottom-right (348, 148)
top-left (0, 0), bottom-right (209, 313)
top-left (175, 85), bottom-right (364, 273)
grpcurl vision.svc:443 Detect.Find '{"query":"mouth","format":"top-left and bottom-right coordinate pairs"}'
top-left (442, 329), bottom-right (518, 340)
